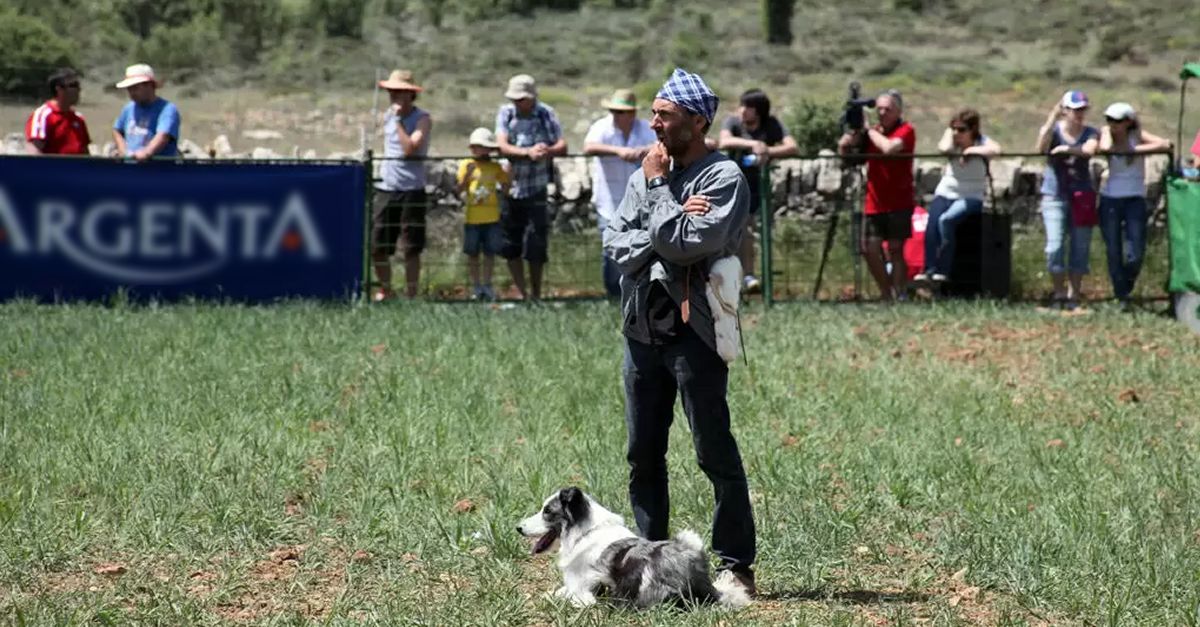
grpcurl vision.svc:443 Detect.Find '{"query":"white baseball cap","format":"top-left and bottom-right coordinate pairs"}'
top-left (1104, 102), bottom-right (1137, 121)
top-left (1060, 90), bottom-right (1089, 109)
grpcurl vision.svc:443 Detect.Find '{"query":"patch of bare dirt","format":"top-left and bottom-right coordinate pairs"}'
top-left (15, 541), bottom-right (383, 623)
top-left (212, 543), bottom-right (352, 621)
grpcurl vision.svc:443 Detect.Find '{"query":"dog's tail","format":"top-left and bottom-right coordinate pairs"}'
top-left (712, 570), bottom-right (753, 609)
top-left (673, 529), bottom-right (703, 552)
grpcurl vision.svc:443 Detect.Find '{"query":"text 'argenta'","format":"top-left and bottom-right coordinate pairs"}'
top-left (0, 188), bottom-right (328, 283)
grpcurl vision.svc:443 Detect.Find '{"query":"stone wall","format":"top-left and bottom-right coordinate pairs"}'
top-left (423, 151), bottom-right (1172, 232)
top-left (2, 132), bottom-right (1170, 232)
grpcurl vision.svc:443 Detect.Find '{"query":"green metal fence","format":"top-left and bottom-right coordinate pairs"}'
top-left (756, 150), bottom-right (1176, 307)
top-left (365, 149), bottom-right (1177, 306)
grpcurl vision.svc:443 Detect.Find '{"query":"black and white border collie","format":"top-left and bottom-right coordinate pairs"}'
top-left (517, 487), bottom-right (751, 609)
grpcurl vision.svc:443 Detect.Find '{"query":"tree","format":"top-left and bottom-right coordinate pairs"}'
top-left (0, 11), bottom-right (77, 98)
top-left (110, 0), bottom-right (201, 39)
top-left (308, 0), bottom-right (370, 39)
top-left (211, 0), bottom-right (284, 63)
top-left (762, 0), bottom-right (794, 45)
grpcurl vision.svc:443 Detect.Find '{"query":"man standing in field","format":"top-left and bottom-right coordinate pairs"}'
top-left (603, 68), bottom-right (757, 597)
top-left (583, 88), bottom-right (657, 297)
top-left (495, 74), bottom-right (568, 301)
top-left (837, 90), bottom-right (916, 301)
top-left (25, 68), bottom-right (90, 155)
top-left (112, 64), bottom-right (181, 161)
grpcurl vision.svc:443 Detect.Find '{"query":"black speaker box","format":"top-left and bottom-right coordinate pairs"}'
top-left (942, 212), bottom-right (1011, 299)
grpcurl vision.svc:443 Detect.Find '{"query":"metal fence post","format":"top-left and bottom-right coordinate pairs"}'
top-left (760, 165), bottom-right (773, 307)
top-left (363, 149), bottom-right (374, 303)
top-left (849, 168), bottom-right (863, 300)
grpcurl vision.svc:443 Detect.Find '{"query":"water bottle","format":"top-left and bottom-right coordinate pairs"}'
top-left (740, 154), bottom-right (759, 167)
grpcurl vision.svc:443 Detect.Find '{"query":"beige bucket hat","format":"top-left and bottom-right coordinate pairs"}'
top-left (601, 89), bottom-right (638, 112)
top-left (115, 64), bottom-right (161, 89)
top-left (504, 74), bottom-right (537, 100)
top-left (378, 69), bottom-right (423, 92)
top-left (468, 127), bottom-right (498, 148)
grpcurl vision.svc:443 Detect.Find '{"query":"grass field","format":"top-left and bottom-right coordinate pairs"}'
top-left (2, 300), bottom-right (1199, 625)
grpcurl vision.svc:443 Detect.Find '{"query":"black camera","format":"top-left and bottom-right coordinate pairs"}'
top-left (842, 81), bottom-right (876, 132)
top-left (840, 81), bottom-right (875, 165)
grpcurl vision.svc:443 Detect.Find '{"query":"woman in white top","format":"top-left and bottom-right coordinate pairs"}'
top-left (916, 109), bottom-right (1001, 284)
top-left (1098, 102), bottom-right (1171, 305)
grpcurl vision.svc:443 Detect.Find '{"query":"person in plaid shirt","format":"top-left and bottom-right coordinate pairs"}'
top-left (495, 74), bottom-right (568, 301)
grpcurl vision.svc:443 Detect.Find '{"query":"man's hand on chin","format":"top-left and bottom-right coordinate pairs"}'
top-left (643, 142), bottom-right (669, 180)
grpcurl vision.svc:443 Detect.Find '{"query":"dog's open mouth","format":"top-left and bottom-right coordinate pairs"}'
top-left (530, 527), bottom-right (560, 555)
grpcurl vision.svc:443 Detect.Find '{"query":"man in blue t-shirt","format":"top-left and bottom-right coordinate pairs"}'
top-left (111, 64), bottom-right (181, 162)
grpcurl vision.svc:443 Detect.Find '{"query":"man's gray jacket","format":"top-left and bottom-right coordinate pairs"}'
top-left (602, 150), bottom-right (750, 354)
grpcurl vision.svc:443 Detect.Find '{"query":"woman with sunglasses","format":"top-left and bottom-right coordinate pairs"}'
top-left (25, 68), bottom-right (90, 155)
top-left (916, 109), bottom-right (1001, 286)
top-left (1034, 90), bottom-right (1099, 309)
top-left (1097, 103), bottom-right (1171, 309)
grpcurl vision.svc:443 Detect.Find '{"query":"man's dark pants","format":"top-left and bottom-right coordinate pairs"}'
top-left (623, 326), bottom-right (756, 573)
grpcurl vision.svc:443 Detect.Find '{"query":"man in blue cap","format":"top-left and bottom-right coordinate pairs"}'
top-left (603, 68), bottom-right (757, 596)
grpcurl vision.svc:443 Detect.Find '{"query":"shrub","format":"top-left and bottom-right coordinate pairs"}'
top-left (665, 10), bottom-right (713, 75)
top-left (784, 98), bottom-right (843, 155)
top-left (210, 0), bottom-right (286, 63)
top-left (307, 0), bottom-right (369, 39)
top-left (0, 11), bottom-right (77, 99)
top-left (110, 0), bottom-right (202, 39)
top-left (134, 15), bottom-right (228, 81)
top-left (891, 0), bottom-right (925, 12)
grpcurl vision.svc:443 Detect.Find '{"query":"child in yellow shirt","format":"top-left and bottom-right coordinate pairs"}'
top-left (456, 128), bottom-right (510, 300)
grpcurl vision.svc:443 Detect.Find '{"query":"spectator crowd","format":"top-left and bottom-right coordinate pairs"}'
top-left (21, 63), bottom-right (1200, 306)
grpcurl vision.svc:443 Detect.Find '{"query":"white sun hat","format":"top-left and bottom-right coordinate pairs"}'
top-left (115, 64), bottom-right (161, 89)
top-left (468, 127), bottom-right (498, 148)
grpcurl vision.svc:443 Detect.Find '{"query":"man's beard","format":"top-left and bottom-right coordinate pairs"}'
top-left (659, 128), bottom-right (693, 157)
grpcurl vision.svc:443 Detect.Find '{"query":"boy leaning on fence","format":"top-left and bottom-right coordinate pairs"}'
top-left (457, 128), bottom-right (510, 301)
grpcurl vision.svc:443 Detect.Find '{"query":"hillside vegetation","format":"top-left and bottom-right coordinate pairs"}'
top-left (3, 0), bottom-right (1200, 154)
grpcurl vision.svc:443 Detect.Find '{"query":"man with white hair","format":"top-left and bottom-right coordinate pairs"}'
top-left (838, 89), bottom-right (916, 300)
top-left (603, 68), bottom-right (757, 597)
top-left (584, 88), bottom-right (657, 297)
top-left (111, 64), bottom-right (181, 161)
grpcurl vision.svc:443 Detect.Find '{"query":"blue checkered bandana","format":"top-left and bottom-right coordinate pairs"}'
top-left (655, 68), bottom-right (719, 124)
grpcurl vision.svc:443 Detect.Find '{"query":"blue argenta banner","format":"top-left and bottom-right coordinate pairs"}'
top-left (0, 158), bottom-right (365, 302)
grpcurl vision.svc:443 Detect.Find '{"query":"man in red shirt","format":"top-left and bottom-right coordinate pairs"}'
top-left (839, 90), bottom-right (916, 300)
top-left (25, 68), bottom-right (90, 155)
